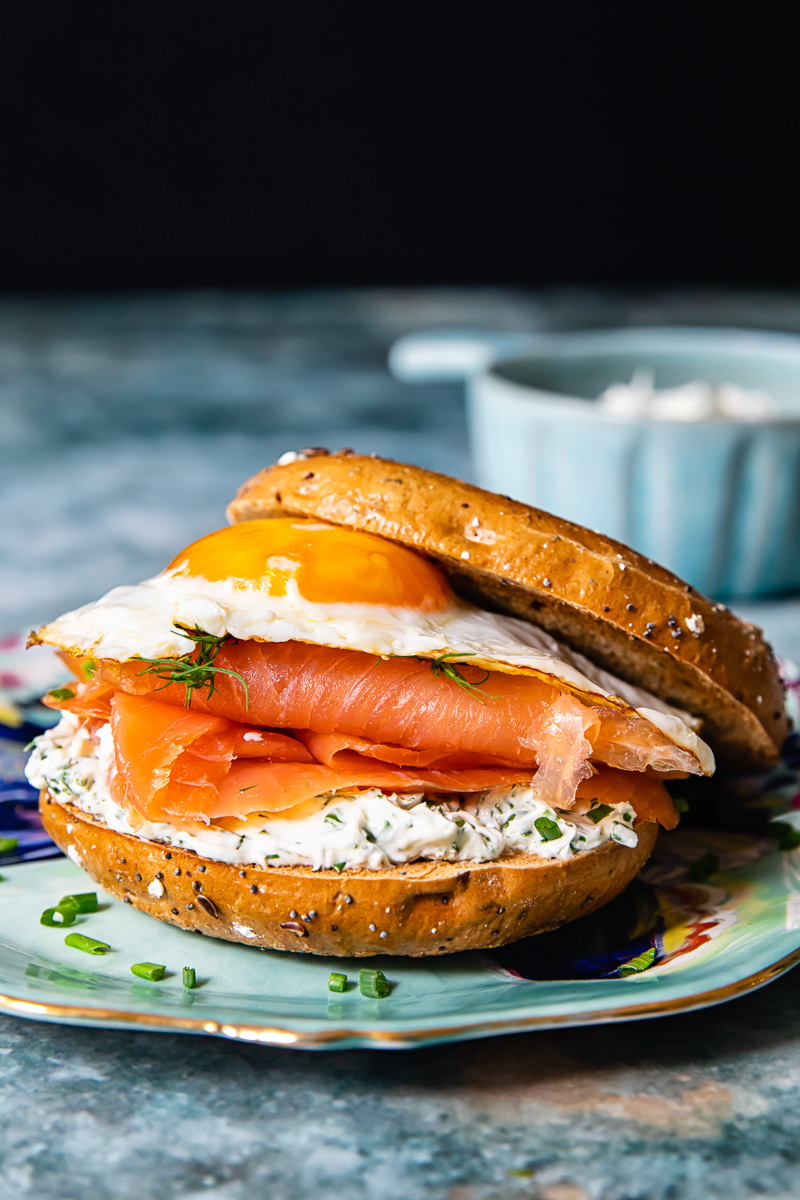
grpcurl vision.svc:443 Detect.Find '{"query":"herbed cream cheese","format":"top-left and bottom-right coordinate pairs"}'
top-left (26, 714), bottom-right (639, 871)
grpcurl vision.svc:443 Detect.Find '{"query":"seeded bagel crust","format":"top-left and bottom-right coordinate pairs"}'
top-left (227, 450), bottom-right (788, 771)
top-left (40, 794), bottom-right (658, 957)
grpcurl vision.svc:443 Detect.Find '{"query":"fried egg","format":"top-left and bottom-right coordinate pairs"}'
top-left (34, 518), bottom-right (713, 770)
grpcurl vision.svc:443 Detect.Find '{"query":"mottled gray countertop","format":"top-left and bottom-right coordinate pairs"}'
top-left (2, 290), bottom-right (800, 1200)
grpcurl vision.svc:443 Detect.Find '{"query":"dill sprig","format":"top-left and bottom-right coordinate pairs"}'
top-left (135, 626), bottom-right (250, 709)
top-left (424, 652), bottom-right (498, 704)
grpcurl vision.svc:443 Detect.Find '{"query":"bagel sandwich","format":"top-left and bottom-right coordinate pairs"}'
top-left (26, 451), bottom-right (786, 956)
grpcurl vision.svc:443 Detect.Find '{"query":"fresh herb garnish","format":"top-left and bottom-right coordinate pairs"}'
top-left (772, 822), bottom-right (800, 852)
top-left (674, 796), bottom-right (690, 813)
top-left (324, 812), bottom-right (343, 825)
top-left (688, 852), bottom-right (720, 881)
top-left (82, 658), bottom-right (97, 680)
top-left (131, 962), bottom-right (166, 981)
top-left (587, 803), bottom-right (613, 824)
top-left (0, 837), bottom-right (19, 853)
top-left (619, 946), bottom-right (656, 976)
top-left (40, 905), bottom-right (77, 927)
top-left (534, 816), bottom-right (562, 842)
top-left (239, 785), bottom-right (257, 793)
top-left (135, 626), bottom-right (249, 709)
top-left (64, 933), bottom-right (111, 955)
top-left (59, 892), bottom-right (98, 913)
top-left (183, 966), bottom-right (197, 989)
top-left (358, 968), bottom-right (390, 999)
top-left (333, 862), bottom-right (346, 873)
top-left (422, 653), bottom-right (498, 704)
top-left (328, 972), bottom-right (347, 993)
top-left (47, 687), bottom-right (75, 702)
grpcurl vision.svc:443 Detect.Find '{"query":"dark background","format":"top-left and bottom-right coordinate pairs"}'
top-left (2, 6), bottom-right (797, 291)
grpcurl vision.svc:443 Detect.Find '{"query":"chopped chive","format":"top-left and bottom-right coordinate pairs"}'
top-left (64, 933), bottom-right (111, 955)
top-left (0, 837), bottom-right (19, 853)
top-left (182, 966), bottom-right (197, 989)
top-left (772, 822), bottom-right (800, 852)
top-left (82, 658), bottom-right (97, 680)
top-left (587, 804), bottom-right (613, 824)
top-left (688, 852), bottom-right (720, 881)
top-left (358, 968), bottom-right (390, 999)
top-left (40, 905), bottom-right (77, 927)
top-left (328, 972), bottom-right (347, 992)
top-left (333, 862), bottom-right (346, 873)
top-left (324, 812), bottom-right (343, 825)
top-left (674, 796), bottom-right (690, 813)
top-left (534, 816), bottom-right (562, 842)
top-left (239, 785), bottom-right (256, 793)
top-left (59, 891), bottom-right (98, 913)
top-left (619, 946), bottom-right (656, 976)
top-left (131, 962), bottom-right (166, 981)
top-left (47, 687), bottom-right (75, 702)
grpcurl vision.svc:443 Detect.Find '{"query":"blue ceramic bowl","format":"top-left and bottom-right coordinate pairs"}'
top-left (389, 327), bottom-right (800, 599)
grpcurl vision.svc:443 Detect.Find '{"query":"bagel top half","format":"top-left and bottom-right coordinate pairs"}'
top-left (227, 449), bottom-right (788, 772)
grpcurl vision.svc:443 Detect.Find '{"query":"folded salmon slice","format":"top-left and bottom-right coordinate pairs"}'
top-left (102, 689), bottom-right (534, 824)
top-left (209, 761), bottom-right (534, 823)
top-left (95, 640), bottom-right (702, 784)
top-left (294, 730), bottom-right (526, 770)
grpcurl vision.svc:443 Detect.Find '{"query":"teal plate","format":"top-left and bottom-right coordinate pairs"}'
top-left (2, 829), bottom-right (800, 1050)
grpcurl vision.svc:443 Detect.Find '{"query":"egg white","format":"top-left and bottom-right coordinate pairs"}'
top-left (35, 564), bottom-right (714, 773)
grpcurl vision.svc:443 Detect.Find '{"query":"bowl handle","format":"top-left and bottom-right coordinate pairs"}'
top-left (388, 329), bottom-right (541, 382)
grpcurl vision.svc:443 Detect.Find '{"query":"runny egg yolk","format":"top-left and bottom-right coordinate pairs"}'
top-left (167, 518), bottom-right (453, 611)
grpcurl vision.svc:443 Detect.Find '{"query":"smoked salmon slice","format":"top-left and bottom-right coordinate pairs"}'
top-left (102, 689), bottom-right (534, 824)
top-left (107, 691), bottom-right (314, 822)
top-left (95, 640), bottom-right (703, 784)
top-left (293, 730), bottom-right (527, 770)
top-left (209, 761), bottom-right (534, 823)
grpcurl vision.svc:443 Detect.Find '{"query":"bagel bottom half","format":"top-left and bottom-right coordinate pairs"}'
top-left (40, 793), bottom-right (659, 957)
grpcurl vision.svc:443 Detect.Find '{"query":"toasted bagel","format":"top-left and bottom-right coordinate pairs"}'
top-left (228, 449), bottom-right (787, 770)
top-left (40, 793), bottom-right (658, 956)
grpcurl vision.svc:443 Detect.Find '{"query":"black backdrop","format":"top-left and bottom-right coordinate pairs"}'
top-left (2, 6), bottom-right (798, 290)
